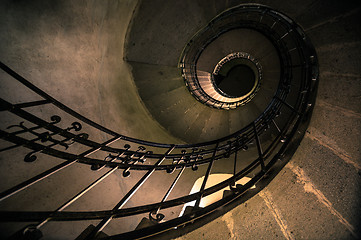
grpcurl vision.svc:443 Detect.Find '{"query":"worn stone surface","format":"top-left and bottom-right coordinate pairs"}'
top-left (175, 194), bottom-right (285, 240)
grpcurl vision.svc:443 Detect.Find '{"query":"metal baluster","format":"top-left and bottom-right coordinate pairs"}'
top-left (275, 96), bottom-right (300, 115)
top-left (149, 165), bottom-right (186, 222)
top-left (166, 150), bottom-right (186, 174)
top-left (194, 143), bottom-right (219, 209)
top-left (237, 135), bottom-right (249, 151)
top-left (272, 119), bottom-right (281, 133)
top-left (280, 31), bottom-right (290, 40)
top-left (288, 47), bottom-right (297, 52)
top-left (229, 145), bottom-right (239, 192)
top-left (0, 135), bottom-right (121, 202)
top-left (34, 147), bottom-right (130, 229)
top-left (233, 147), bottom-right (238, 183)
top-left (259, 11), bottom-right (264, 23)
top-left (84, 145), bottom-right (175, 239)
top-left (233, 149), bottom-right (238, 178)
top-left (253, 122), bottom-right (266, 172)
top-left (3, 146), bottom-right (131, 235)
top-left (271, 20), bottom-right (277, 29)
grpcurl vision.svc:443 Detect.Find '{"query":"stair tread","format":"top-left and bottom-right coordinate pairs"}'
top-left (184, 107), bottom-right (214, 143)
top-left (199, 109), bottom-right (230, 141)
top-left (129, 62), bottom-right (184, 101)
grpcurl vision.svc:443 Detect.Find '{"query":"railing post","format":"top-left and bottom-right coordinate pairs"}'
top-left (84, 145), bottom-right (175, 239)
top-left (253, 122), bottom-right (266, 172)
top-left (194, 143), bottom-right (219, 209)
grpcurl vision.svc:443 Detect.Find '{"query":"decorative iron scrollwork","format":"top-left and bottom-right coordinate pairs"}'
top-left (5, 118), bottom-right (87, 163)
top-left (122, 146), bottom-right (149, 177)
top-left (91, 144), bottom-right (131, 171)
top-left (167, 150), bottom-right (187, 174)
top-left (149, 210), bottom-right (165, 223)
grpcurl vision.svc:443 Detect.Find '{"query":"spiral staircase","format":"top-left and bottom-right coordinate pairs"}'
top-left (0, 0), bottom-right (360, 239)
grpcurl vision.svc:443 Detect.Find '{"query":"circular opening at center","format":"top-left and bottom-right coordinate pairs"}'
top-left (214, 63), bottom-right (256, 97)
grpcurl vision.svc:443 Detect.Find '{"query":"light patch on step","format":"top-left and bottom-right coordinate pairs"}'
top-left (221, 212), bottom-right (236, 240)
top-left (317, 99), bottom-right (361, 119)
top-left (259, 189), bottom-right (294, 240)
top-left (287, 162), bottom-right (359, 239)
top-left (179, 174), bottom-right (255, 217)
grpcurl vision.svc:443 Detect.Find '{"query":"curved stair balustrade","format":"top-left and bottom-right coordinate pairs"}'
top-left (0, 4), bottom-right (318, 240)
top-left (180, 4), bottom-right (318, 111)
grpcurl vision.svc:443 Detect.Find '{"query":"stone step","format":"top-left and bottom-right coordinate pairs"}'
top-left (135, 217), bottom-right (158, 230)
top-left (74, 225), bottom-right (108, 240)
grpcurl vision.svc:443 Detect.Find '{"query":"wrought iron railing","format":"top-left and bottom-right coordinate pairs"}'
top-left (0, 4), bottom-right (318, 240)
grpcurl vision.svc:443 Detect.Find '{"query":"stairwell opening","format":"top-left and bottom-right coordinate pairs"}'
top-left (214, 64), bottom-right (256, 97)
top-left (212, 53), bottom-right (261, 100)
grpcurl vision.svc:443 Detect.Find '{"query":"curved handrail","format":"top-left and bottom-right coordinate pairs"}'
top-left (0, 4), bottom-right (318, 239)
